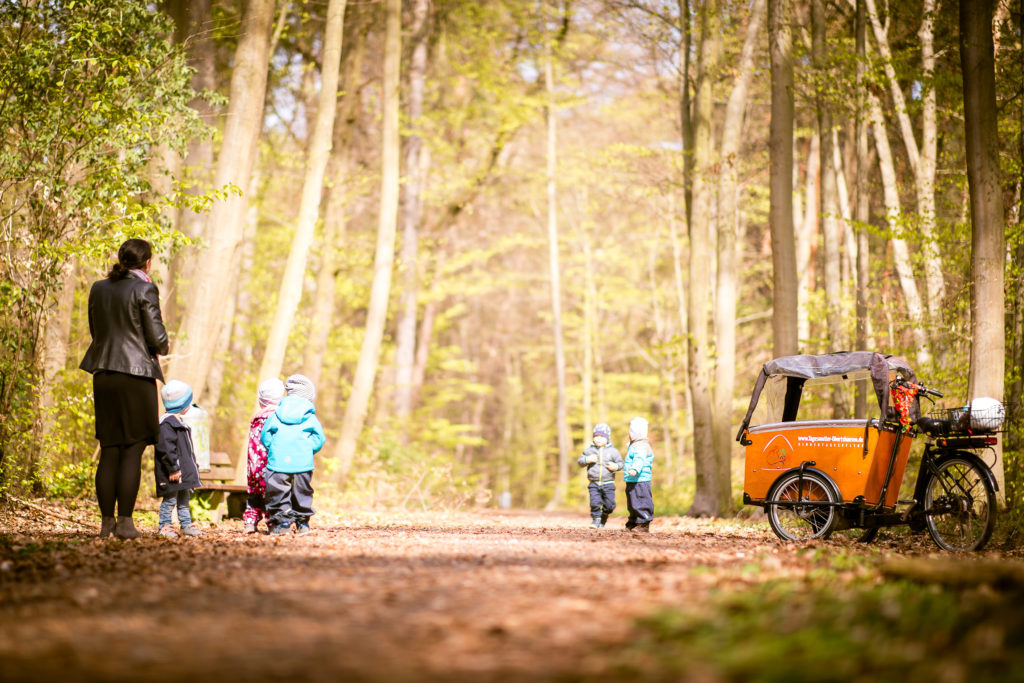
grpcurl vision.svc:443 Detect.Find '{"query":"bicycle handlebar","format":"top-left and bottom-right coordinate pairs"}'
top-left (890, 377), bottom-right (944, 399)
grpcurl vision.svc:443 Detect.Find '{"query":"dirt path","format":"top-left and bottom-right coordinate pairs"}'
top-left (0, 509), bottom-right (921, 682)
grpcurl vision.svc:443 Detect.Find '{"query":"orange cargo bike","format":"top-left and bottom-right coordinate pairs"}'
top-left (736, 352), bottom-right (1006, 552)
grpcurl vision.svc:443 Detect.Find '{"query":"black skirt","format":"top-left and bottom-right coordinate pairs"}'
top-left (93, 371), bottom-right (159, 447)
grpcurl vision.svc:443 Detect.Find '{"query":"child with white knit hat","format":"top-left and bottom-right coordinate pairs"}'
top-left (242, 377), bottom-right (285, 533)
top-left (622, 416), bottom-right (655, 533)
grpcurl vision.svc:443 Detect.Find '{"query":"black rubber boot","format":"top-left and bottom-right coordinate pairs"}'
top-left (600, 513), bottom-right (609, 526)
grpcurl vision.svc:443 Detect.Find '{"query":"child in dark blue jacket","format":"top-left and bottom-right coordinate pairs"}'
top-left (155, 380), bottom-right (204, 538)
top-left (261, 374), bottom-right (325, 536)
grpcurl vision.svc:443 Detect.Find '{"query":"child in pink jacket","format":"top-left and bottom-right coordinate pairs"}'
top-left (243, 378), bottom-right (285, 533)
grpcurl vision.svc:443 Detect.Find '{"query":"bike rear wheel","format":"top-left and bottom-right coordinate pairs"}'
top-left (923, 455), bottom-right (996, 552)
top-left (766, 470), bottom-right (839, 541)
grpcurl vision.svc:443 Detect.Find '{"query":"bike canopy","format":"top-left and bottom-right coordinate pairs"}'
top-left (735, 351), bottom-right (917, 442)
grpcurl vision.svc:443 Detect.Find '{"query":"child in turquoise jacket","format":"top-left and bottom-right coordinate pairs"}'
top-left (623, 416), bottom-right (655, 533)
top-left (261, 374), bottom-right (325, 536)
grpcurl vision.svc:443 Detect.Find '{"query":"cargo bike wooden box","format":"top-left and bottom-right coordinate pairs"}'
top-left (736, 352), bottom-right (1002, 551)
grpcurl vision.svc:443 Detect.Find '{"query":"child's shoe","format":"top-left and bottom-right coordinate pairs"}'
top-left (243, 522), bottom-right (257, 534)
top-left (269, 523), bottom-right (290, 536)
top-left (633, 522), bottom-right (651, 534)
top-left (181, 524), bottom-right (204, 537)
top-left (600, 513), bottom-right (609, 526)
top-left (158, 525), bottom-right (179, 539)
top-left (588, 519), bottom-right (602, 529)
top-left (295, 522), bottom-right (311, 536)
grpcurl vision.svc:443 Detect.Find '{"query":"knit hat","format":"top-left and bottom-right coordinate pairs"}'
top-left (285, 374), bottom-right (316, 401)
top-left (593, 423), bottom-right (611, 439)
top-left (628, 417), bottom-right (648, 441)
top-left (161, 379), bottom-right (193, 414)
top-left (257, 378), bottom-right (285, 408)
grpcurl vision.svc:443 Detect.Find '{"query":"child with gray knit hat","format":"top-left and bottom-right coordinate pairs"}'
top-left (155, 380), bottom-right (204, 538)
top-left (577, 423), bottom-right (624, 528)
top-left (243, 377), bottom-right (285, 533)
top-left (261, 374), bottom-right (325, 536)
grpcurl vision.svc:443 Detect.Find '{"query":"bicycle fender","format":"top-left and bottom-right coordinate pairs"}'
top-left (944, 451), bottom-right (999, 493)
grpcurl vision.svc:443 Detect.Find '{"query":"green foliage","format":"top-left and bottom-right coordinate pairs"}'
top-left (624, 575), bottom-right (1024, 681)
top-left (35, 459), bottom-right (94, 500)
top-left (0, 1), bottom-right (216, 486)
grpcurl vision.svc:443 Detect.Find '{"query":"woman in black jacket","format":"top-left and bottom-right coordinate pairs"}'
top-left (80, 239), bottom-right (169, 538)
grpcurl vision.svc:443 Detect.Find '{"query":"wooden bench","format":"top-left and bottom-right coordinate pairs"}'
top-left (194, 451), bottom-right (247, 522)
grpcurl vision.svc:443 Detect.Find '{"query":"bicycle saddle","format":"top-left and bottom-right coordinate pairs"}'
top-left (915, 416), bottom-right (949, 437)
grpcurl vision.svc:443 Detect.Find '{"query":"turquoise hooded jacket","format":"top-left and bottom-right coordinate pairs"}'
top-left (261, 395), bottom-right (325, 473)
top-left (623, 439), bottom-right (654, 483)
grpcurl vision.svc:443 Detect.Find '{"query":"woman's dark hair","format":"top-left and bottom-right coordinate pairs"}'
top-left (108, 238), bottom-right (152, 280)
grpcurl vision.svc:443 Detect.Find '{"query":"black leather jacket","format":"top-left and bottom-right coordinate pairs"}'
top-left (80, 272), bottom-right (169, 381)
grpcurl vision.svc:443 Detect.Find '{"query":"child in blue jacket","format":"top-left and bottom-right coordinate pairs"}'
top-left (261, 374), bottom-right (325, 536)
top-left (623, 416), bottom-right (655, 533)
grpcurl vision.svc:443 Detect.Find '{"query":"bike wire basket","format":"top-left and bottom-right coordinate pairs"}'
top-left (929, 400), bottom-right (1016, 436)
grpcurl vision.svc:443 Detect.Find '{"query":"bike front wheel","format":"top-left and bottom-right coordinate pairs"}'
top-left (923, 455), bottom-right (996, 552)
top-left (766, 469), bottom-right (840, 541)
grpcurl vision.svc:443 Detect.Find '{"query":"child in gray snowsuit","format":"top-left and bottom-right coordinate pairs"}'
top-left (576, 423), bottom-right (624, 528)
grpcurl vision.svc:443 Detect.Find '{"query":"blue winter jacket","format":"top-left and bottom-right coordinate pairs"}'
top-left (261, 395), bottom-right (325, 474)
top-left (623, 438), bottom-right (654, 483)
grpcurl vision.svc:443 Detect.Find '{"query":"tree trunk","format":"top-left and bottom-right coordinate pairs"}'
top-left (712, 0), bottom-right (765, 514)
top-left (303, 11), bottom-right (369, 386)
top-left (392, 0), bottom-right (431, 426)
top-left (686, 0), bottom-right (720, 518)
top-left (169, 0), bottom-right (216, 324)
top-left (544, 42), bottom-right (571, 508)
top-left (854, 0), bottom-right (870, 418)
top-left (166, 0), bottom-right (275, 401)
top-left (813, 0), bottom-right (844, 415)
top-left (865, 0), bottom-right (944, 327)
top-left (333, 0), bottom-right (402, 481)
top-left (917, 0), bottom-right (944, 324)
top-left (34, 260), bottom-right (76, 451)
top-left (582, 213), bottom-right (595, 439)
top-left (960, 0), bottom-right (1005, 493)
top-left (868, 92), bottom-right (932, 365)
top-left (797, 132), bottom-right (819, 345)
top-left (769, 0), bottom-right (798, 357)
top-left (257, 0), bottom-right (346, 387)
top-left (678, 0), bottom-right (693, 226)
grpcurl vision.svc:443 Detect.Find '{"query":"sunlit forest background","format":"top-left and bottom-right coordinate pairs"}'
top-left (1, 0), bottom-right (1022, 518)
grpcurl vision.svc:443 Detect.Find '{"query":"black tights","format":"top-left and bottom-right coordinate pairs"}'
top-left (95, 442), bottom-right (146, 517)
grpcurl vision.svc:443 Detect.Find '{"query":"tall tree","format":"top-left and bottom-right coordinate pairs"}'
top-left (545, 37), bottom-right (572, 507)
top-left (686, 0), bottom-right (720, 517)
top-left (854, 0), bottom-right (871, 418)
top-left (960, 0), bottom-right (1005, 490)
top-left (166, 0), bottom-right (276, 400)
top-left (812, 0), bottom-right (843, 416)
top-left (867, 90), bottom-right (932, 365)
top-left (769, 0), bottom-right (798, 357)
top-left (865, 0), bottom-right (945, 328)
top-left (710, 0), bottom-right (766, 514)
top-left (334, 0), bottom-right (402, 480)
top-left (393, 0), bottom-right (432, 427)
top-left (257, 0), bottom-right (347, 386)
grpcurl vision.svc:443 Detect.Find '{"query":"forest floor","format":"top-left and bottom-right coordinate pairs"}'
top-left (3, 502), bottom-right (1024, 682)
